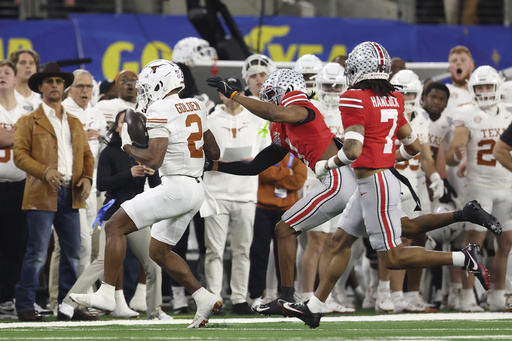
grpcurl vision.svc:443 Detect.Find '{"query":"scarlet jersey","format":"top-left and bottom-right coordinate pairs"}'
top-left (270, 91), bottom-right (335, 170)
top-left (339, 89), bottom-right (407, 169)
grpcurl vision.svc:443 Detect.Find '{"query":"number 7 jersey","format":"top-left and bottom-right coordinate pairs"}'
top-left (145, 94), bottom-right (208, 178)
top-left (339, 89), bottom-right (407, 169)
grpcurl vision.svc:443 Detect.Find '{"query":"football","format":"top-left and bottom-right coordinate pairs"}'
top-left (124, 108), bottom-right (148, 148)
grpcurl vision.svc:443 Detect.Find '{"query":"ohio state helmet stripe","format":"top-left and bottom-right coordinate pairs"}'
top-left (372, 42), bottom-right (385, 73)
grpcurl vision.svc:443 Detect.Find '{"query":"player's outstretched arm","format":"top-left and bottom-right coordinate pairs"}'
top-left (203, 129), bottom-right (220, 161)
top-left (208, 144), bottom-right (286, 176)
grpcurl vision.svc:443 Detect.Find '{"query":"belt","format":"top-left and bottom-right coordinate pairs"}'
top-left (62, 180), bottom-right (72, 188)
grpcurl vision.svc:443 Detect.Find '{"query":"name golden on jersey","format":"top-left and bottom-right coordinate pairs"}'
top-left (175, 101), bottom-right (201, 114)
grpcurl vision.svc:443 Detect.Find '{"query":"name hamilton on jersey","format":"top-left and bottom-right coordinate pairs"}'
top-left (370, 96), bottom-right (400, 108)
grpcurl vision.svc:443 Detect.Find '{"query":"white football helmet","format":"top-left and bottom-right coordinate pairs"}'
top-left (136, 59), bottom-right (185, 112)
top-left (259, 69), bottom-right (307, 106)
top-left (293, 54), bottom-right (324, 93)
top-left (345, 41), bottom-right (391, 87)
top-left (390, 70), bottom-right (422, 113)
top-left (241, 54), bottom-right (276, 83)
top-left (172, 37), bottom-right (217, 66)
top-left (316, 63), bottom-right (346, 107)
top-left (468, 65), bottom-right (503, 109)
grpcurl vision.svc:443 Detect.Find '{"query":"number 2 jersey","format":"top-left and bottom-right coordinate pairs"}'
top-left (452, 102), bottom-right (512, 188)
top-left (270, 91), bottom-right (335, 170)
top-left (339, 88), bottom-right (407, 169)
top-left (145, 94), bottom-right (208, 178)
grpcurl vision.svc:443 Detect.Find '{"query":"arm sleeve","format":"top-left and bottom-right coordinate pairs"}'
top-left (217, 144), bottom-right (285, 175)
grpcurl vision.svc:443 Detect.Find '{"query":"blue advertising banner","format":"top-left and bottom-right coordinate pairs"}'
top-left (0, 13), bottom-right (511, 81)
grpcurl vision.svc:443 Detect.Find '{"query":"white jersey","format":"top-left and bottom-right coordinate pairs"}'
top-left (395, 109), bottom-right (430, 190)
top-left (94, 97), bottom-right (136, 124)
top-left (313, 100), bottom-right (344, 138)
top-left (62, 97), bottom-right (107, 162)
top-left (146, 94), bottom-right (208, 178)
top-left (203, 104), bottom-right (269, 202)
top-left (0, 102), bottom-right (28, 181)
top-left (452, 103), bottom-right (512, 188)
top-left (14, 89), bottom-right (41, 112)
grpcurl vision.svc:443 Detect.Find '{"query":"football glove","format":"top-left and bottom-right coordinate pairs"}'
top-left (121, 122), bottom-right (132, 151)
top-left (206, 76), bottom-right (237, 99)
top-left (429, 172), bottom-right (444, 200)
top-left (314, 160), bottom-right (329, 180)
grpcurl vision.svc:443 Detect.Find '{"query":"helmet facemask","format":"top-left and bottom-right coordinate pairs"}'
top-left (468, 65), bottom-right (502, 110)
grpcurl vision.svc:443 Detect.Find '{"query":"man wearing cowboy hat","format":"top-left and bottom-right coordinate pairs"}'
top-left (13, 62), bottom-right (95, 321)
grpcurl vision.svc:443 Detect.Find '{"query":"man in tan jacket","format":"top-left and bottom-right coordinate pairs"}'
top-left (13, 62), bottom-right (95, 321)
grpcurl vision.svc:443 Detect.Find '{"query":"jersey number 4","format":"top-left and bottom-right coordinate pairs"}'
top-left (186, 114), bottom-right (203, 158)
top-left (381, 109), bottom-right (398, 154)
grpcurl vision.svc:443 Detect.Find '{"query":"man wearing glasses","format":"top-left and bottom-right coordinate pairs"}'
top-left (94, 69), bottom-right (138, 126)
top-left (13, 62), bottom-right (94, 321)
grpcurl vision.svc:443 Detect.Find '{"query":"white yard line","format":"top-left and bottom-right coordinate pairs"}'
top-left (0, 312), bottom-right (511, 329)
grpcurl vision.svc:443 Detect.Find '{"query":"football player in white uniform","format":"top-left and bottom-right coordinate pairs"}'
top-left (293, 54), bottom-right (324, 96)
top-left (0, 60), bottom-right (30, 319)
top-left (446, 65), bottom-right (512, 312)
top-left (71, 60), bottom-right (222, 328)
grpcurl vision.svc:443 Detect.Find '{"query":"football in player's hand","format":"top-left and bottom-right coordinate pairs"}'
top-left (123, 109), bottom-right (148, 148)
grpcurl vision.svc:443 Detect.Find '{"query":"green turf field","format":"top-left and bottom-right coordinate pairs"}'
top-left (1, 313), bottom-right (511, 340)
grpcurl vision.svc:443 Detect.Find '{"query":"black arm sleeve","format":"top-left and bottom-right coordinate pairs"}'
top-left (216, 144), bottom-right (286, 176)
top-left (501, 121), bottom-right (512, 147)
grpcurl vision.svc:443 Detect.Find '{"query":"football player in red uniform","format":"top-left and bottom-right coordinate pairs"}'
top-left (206, 63), bottom-right (498, 320)
top-left (278, 42), bottom-right (492, 328)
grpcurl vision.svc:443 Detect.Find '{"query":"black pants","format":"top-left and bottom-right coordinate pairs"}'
top-left (0, 180), bottom-right (28, 303)
top-left (248, 207), bottom-right (284, 299)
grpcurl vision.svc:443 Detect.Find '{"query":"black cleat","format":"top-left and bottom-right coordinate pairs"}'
top-left (462, 200), bottom-right (502, 235)
top-left (278, 299), bottom-right (323, 329)
top-left (461, 243), bottom-right (491, 291)
top-left (253, 298), bottom-right (287, 316)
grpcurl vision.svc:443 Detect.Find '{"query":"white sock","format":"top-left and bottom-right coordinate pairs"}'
top-left (378, 280), bottom-right (390, 291)
top-left (133, 283), bottom-right (147, 297)
top-left (192, 287), bottom-right (209, 303)
top-left (452, 252), bottom-right (465, 267)
top-left (99, 282), bottom-right (116, 296)
top-left (59, 302), bottom-right (74, 318)
top-left (460, 289), bottom-right (475, 303)
top-left (391, 291), bottom-right (403, 301)
top-left (307, 295), bottom-right (325, 313)
top-left (302, 292), bottom-right (314, 300)
top-left (449, 282), bottom-right (462, 293)
top-left (115, 290), bottom-right (130, 310)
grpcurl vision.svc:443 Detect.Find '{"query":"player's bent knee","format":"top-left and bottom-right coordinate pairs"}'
top-left (275, 220), bottom-right (298, 238)
top-left (378, 247), bottom-right (407, 269)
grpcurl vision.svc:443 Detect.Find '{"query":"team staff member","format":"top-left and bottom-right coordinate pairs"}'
top-left (13, 62), bottom-right (94, 321)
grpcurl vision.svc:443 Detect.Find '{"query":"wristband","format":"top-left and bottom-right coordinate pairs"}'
top-left (327, 156), bottom-right (337, 169)
top-left (337, 148), bottom-right (354, 165)
top-left (399, 144), bottom-right (415, 160)
top-left (230, 91), bottom-right (239, 101)
top-left (344, 131), bottom-right (364, 144)
top-left (400, 131), bottom-right (417, 146)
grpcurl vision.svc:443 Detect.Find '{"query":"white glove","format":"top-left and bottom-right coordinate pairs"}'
top-left (121, 122), bottom-right (132, 151)
top-left (429, 172), bottom-right (444, 200)
top-left (314, 160), bottom-right (329, 180)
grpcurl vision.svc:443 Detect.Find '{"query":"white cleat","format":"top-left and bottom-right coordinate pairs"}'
top-left (111, 306), bottom-right (139, 318)
top-left (375, 288), bottom-right (394, 314)
top-left (188, 291), bottom-right (222, 329)
top-left (323, 298), bottom-right (355, 314)
top-left (70, 292), bottom-right (116, 312)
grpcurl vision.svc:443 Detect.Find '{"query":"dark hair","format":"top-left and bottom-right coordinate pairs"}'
top-left (103, 109), bottom-right (126, 146)
top-left (424, 81), bottom-right (450, 99)
top-left (350, 79), bottom-right (399, 98)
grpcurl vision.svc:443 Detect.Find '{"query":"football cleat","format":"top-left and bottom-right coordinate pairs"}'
top-left (462, 200), bottom-right (502, 235)
top-left (252, 298), bottom-right (287, 316)
top-left (461, 243), bottom-right (491, 291)
top-left (187, 292), bottom-right (222, 329)
top-left (278, 299), bottom-right (323, 329)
